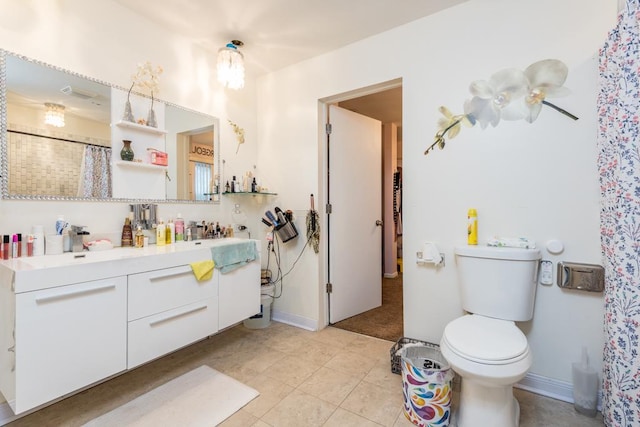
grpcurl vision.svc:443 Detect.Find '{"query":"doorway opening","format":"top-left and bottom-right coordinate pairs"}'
top-left (323, 82), bottom-right (403, 342)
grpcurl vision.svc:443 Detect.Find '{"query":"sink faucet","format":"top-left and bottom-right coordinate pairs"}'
top-left (69, 225), bottom-right (89, 252)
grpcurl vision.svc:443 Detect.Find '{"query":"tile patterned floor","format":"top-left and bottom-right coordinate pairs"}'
top-left (7, 322), bottom-right (604, 426)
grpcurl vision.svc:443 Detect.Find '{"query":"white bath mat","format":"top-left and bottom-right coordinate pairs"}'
top-left (83, 365), bottom-right (259, 427)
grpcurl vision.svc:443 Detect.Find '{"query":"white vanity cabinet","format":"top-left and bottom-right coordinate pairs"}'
top-left (11, 277), bottom-right (127, 414)
top-left (127, 265), bottom-right (219, 368)
top-left (0, 238), bottom-right (260, 415)
top-left (219, 260), bottom-right (261, 330)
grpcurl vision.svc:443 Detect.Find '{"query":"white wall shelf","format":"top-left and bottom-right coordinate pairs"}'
top-left (116, 120), bottom-right (167, 135)
top-left (115, 161), bottom-right (167, 171)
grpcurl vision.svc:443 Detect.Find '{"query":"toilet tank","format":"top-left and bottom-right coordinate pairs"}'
top-left (454, 246), bottom-right (541, 321)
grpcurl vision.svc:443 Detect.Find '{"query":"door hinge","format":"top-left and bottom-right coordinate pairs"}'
top-left (325, 203), bottom-right (332, 214)
top-left (325, 123), bottom-right (332, 135)
top-left (326, 282), bottom-right (333, 293)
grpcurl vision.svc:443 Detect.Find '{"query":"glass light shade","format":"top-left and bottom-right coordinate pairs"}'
top-left (44, 103), bottom-right (65, 127)
top-left (217, 44), bottom-right (245, 90)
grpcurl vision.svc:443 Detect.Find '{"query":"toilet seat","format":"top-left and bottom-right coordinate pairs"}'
top-left (443, 315), bottom-right (528, 365)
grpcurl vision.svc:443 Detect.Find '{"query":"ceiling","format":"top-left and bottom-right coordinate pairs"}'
top-left (112, 0), bottom-right (466, 125)
top-left (113, 0), bottom-right (465, 78)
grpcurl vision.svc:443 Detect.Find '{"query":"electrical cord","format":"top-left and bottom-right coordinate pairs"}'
top-left (265, 231), bottom-right (312, 299)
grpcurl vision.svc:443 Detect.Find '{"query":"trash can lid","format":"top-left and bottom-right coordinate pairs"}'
top-left (443, 315), bottom-right (528, 363)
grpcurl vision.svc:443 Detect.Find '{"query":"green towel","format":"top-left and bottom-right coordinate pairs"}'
top-left (210, 240), bottom-right (258, 273)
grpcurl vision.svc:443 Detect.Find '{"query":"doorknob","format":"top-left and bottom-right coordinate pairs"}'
top-left (375, 220), bottom-right (383, 226)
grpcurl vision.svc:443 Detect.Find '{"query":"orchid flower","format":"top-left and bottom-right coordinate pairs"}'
top-left (426, 59), bottom-right (577, 156)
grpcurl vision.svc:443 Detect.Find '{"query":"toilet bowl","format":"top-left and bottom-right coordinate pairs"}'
top-left (441, 246), bottom-right (541, 427)
top-left (440, 314), bottom-right (532, 426)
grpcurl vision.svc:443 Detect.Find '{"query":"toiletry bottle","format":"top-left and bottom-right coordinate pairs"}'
top-left (27, 234), bottom-right (34, 257)
top-left (156, 220), bottom-right (166, 246)
top-left (175, 214), bottom-right (184, 241)
top-left (32, 225), bottom-right (44, 256)
top-left (2, 235), bottom-right (9, 260)
top-left (467, 208), bottom-right (478, 245)
top-left (231, 176), bottom-right (236, 193)
top-left (17, 233), bottom-right (22, 257)
top-left (225, 181), bottom-right (230, 193)
top-left (11, 234), bottom-right (18, 258)
top-left (251, 177), bottom-right (257, 193)
top-left (135, 226), bottom-right (144, 248)
top-left (121, 218), bottom-right (133, 247)
top-left (167, 220), bottom-right (175, 244)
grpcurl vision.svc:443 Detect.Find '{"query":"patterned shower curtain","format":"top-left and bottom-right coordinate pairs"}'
top-left (598, 2), bottom-right (640, 425)
top-left (78, 145), bottom-right (112, 198)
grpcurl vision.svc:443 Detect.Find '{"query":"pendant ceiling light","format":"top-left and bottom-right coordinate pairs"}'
top-left (217, 40), bottom-right (245, 90)
top-left (44, 103), bottom-right (65, 127)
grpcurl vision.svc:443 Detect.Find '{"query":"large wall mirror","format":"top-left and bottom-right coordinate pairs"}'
top-left (0, 49), bottom-right (220, 203)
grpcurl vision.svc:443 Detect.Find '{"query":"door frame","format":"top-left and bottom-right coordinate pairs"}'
top-left (317, 78), bottom-right (402, 328)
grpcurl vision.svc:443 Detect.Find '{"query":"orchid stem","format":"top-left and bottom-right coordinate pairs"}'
top-left (542, 100), bottom-right (578, 121)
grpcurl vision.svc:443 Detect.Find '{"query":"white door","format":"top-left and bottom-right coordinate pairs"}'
top-left (328, 105), bottom-right (382, 323)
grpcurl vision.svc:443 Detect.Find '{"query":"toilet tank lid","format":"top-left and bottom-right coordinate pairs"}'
top-left (454, 245), bottom-right (541, 261)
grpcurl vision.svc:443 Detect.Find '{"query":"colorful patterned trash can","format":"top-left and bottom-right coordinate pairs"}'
top-left (401, 345), bottom-right (454, 427)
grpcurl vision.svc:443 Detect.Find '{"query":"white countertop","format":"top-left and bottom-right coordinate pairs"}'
top-left (0, 238), bottom-right (257, 293)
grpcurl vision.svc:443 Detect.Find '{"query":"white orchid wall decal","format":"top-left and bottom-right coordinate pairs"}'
top-left (426, 59), bottom-right (578, 155)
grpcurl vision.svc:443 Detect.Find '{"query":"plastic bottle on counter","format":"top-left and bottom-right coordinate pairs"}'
top-left (156, 220), bottom-right (166, 246)
top-left (467, 208), bottom-right (478, 245)
top-left (175, 214), bottom-right (185, 241)
top-left (32, 225), bottom-right (45, 256)
top-left (167, 219), bottom-right (175, 244)
top-left (135, 226), bottom-right (144, 248)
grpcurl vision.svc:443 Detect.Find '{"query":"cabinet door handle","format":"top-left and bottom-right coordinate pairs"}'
top-left (35, 282), bottom-right (117, 304)
top-left (148, 304), bottom-right (208, 327)
top-left (148, 266), bottom-right (193, 282)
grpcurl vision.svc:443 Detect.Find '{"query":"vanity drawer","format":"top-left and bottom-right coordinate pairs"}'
top-left (128, 264), bottom-right (217, 321)
top-left (127, 297), bottom-right (218, 369)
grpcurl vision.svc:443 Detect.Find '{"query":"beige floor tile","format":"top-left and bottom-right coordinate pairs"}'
top-left (219, 408), bottom-right (259, 427)
top-left (515, 388), bottom-right (604, 427)
top-left (347, 334), bottom-right (395, 361)
top-left (340, 380), bottom-right (404, 427)
top-left (5, 322), bottom-right (609, 427)
top-left (394, 409), bottom-right (418, 426)
top-left (262, 354), bottom-right (320, 388)
top-left (242, 373), bottom-right (295, 418)
top-left (298, 366), bottom-right (361, 406)
top-left (324, 349), bottom-right (378, 379)
top-left (309, 326), bottom-right (358, 348)
top-left (261, 389), bottom-right (337, 427)
top-left (324, 407), bottom-right (382, 427)
top-left (294, 338), bottom-right (343, 366)
top-left (363, 359), bottom-right (404, 389)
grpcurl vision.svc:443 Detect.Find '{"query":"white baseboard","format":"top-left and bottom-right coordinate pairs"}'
top-left (516, 372), bottom-right (603, 411)
top-left (271, 309), bottom-right (317, 331)
top-left (0, 401), bottom-right (18, 426)
top-left (384, 272), bottom-right (398, 279)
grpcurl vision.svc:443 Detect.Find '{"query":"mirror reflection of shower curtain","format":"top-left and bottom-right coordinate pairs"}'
top-left (194, 161), bottom-right (211, 201)
top-left (78, 145), bottom-right (112, 198)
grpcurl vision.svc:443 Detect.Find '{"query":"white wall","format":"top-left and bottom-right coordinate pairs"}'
top-left (257, 0), bottom-right (616, 384)
top-left (0, 0), bottom-right (618, 390)
top-left (0, 0), bottom-right (263, 243)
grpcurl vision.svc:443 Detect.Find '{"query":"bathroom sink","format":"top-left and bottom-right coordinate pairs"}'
top-left (17, 250), bottom-right (133, 269)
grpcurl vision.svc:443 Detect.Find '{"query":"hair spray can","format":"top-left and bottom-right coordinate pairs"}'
top-left (467, 208), bottom-right (478, 245)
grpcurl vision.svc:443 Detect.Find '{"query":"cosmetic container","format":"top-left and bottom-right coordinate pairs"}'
top-left (3, 235), bottom-right (9, 260)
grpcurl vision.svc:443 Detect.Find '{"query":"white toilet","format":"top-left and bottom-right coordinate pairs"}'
top-left (440, 245), bottom-right (541, 427)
